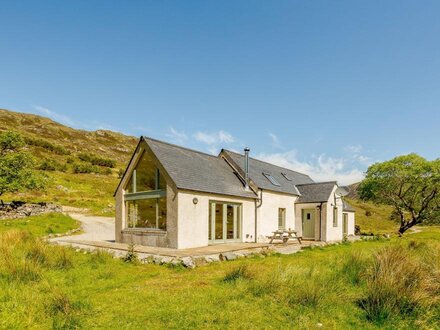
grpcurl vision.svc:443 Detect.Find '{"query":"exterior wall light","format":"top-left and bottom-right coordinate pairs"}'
top-left (193, 197), bottom-right (198, 205)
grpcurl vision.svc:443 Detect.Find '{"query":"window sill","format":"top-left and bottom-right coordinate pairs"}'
top-left (122, 228), bottom-right (167, 236)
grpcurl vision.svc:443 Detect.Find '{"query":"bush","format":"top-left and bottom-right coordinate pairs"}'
top-left (72, 163), bottom-right (97, 174)
top-left (359, 245), bottom-right (440, 323)
top-left (25, 137), bottom-right (70, 155)
top-left (77, 153), bottom-right (116, 168)
top-left (39, 159), bottom-right (67, 172)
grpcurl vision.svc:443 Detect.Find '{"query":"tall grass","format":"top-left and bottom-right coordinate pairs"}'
top-left (0, 230), bottom-right (74, 283)
top-left (223, 265), bottom-right (252, 283)
top-left (248, 264), bottom-right (328, 308)
top-left (360, 245), bottom-right (440, 323)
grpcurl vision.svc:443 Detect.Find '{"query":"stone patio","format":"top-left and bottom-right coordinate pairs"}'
top-left (52, 238), bottom-right (330, 267)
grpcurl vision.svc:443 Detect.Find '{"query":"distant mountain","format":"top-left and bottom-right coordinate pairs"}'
top-left (0, 109), bottom-right (137, 165)
top-left (0, 108), bottom-right (138, 215)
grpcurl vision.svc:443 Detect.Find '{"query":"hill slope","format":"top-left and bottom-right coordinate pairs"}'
top-left (0, 109), bottom-right (138, 215)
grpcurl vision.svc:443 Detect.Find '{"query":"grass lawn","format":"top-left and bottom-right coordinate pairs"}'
top-left (0, 213), bottom-right (79, 236)
top-left (1, 226), bottom-right (439, 329)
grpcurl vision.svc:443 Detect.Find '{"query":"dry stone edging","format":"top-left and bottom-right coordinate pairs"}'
top-left (0, 201), bottom-right (62, 220)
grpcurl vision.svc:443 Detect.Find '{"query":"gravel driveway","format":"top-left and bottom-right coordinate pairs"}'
top-left (51, 213), bottom-right (115, 243)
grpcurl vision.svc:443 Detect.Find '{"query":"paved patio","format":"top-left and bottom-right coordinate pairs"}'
top-left (53, 237), bottom-right (325, 257)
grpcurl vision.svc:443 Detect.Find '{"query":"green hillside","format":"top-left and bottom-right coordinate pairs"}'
top-left (0, 109), bottom-right (138, 215)
top-left (346, 198), bottom-right (398, 235)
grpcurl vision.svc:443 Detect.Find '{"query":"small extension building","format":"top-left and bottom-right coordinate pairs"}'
top-left (115, 137), bottom-right (356, 249)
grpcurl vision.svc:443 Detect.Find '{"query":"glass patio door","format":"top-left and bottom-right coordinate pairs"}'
top-left (209, 201), bottom-right (241, 243)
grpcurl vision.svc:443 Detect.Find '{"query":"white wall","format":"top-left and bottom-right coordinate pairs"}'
top-left (257, 191), bottom-right (298, 242)
top-left (345, 211), bottom-right (355, 236)
top-left (177, 190), bottom-right (256, 249)
top-left (325, 186), bottom-right (344, 242)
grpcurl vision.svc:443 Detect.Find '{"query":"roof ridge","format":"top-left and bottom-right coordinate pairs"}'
top-left (143, 136), bottom-right (221, 159)
top-left (222, 149), bottom-right (313, 179)
top-left (296, 181), bottom-right (337, 186)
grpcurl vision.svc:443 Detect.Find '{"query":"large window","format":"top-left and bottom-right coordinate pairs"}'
top-left (124, 150), bottom-right (167, 230)
top-left (126, 198), bottom-right (166, 230)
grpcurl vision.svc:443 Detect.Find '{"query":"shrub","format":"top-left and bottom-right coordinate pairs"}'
top-left (359, 245), bottom-right (440, 323)
top-left (118, 168), bottom-right (125, 179)
top-left (39, 159), bottom-right (67, 172)
top-left (77, 152), bottom-right (116, 168)
top-left (25, 137), bottom-right (70, 155)
top-left (123, 244), bottom-right (138, 263)
top-left (223, 265), bottom-right (252, 283)
top-left (72, 162), bottom-right (112, 175)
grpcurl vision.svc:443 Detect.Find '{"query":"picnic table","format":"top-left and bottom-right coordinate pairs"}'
top-left (268, 229), bottom-right (302, 244)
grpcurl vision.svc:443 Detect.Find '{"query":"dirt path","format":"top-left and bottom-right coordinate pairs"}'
top-left (51, 213), bottom-right (115, 243)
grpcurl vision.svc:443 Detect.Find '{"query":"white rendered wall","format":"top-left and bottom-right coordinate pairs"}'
top-left (256, 191), bottom-right (298, 242)
top-left (325, 186), bottom-right (344, 242)
top-left (346, 211), bottom-right (355, 236)
top-left (177, 190), bottom-right (256, 249)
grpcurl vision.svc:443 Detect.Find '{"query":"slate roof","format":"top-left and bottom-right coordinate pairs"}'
top-left (296, 182), bottom-right (337, 203)
top-left (342, 200), bottom-right (356, 212)
top-left (144, 137), bottom-right (257, 199)
top-left (222, 150), bottom-right (314, 195)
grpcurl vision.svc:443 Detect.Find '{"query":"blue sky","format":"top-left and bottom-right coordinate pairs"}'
top-left (1, 1), bottom-right (439, 184)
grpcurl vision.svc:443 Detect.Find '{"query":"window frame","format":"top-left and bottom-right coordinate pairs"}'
top-left (262, 172), bottom-right (281, 186)
top-left (278, 208), bottom-right (286, 230)
top-left (123, 150), bottom-right (167, 231)
top-left (281, 172), bottom-right (292, 181)
top-left (333, 207), bottom-right (338, 227)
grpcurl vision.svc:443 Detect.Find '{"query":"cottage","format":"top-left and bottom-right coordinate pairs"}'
top-left (114, 137), bottom-right (355, 249)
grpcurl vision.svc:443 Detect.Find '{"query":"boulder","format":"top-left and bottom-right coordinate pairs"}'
top-left (221, 252), bottom-right (237, 261)
top-left (181, 257), bottom-right (195, 269)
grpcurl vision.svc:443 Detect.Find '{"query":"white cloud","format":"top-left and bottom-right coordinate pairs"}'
top-left (194, 130), bottom-right (234, 145)
top-left (344, 145), bottom-right (363, 154)
top-left (33, 105), bottom-right (76, 127)
top-left (269, 132), bottom-right (282, 149)
top-left (165, 127), bottom-right (188, 144)
top-left (256, 150), bottom-right (365, 185)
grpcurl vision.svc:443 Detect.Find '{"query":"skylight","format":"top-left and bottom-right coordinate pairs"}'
top-left (263, 173), bottom-right (281, 186)
top-left (281, 172), bottom-right (292, 181)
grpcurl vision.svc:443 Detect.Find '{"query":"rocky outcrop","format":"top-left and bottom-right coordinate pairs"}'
top-left (0, 201), bottom-right (62, 220)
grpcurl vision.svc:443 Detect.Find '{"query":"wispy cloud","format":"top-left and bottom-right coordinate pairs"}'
top-left (33, 105), bottom-right (76, 127)
top-left (256, 150), bottom-right (365, 185)
top-left (165, 127), bottom-right (188, 144)
top-left (344, 144), bottom-right (363, 154)
top-left (194, 130), bottom-right (234, 145)
top-left (269, 132), bottom-right (282, 149)
top-left (192, 130), bottom-right (235, 154)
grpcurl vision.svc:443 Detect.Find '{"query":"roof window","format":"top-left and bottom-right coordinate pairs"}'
top-left (281, 172), bottom-right (292, 181)
top-left (263, 173), bottom-right (281, 186)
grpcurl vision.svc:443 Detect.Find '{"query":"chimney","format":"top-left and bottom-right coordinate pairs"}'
top-left (244, 147), bottom-right (250, 190)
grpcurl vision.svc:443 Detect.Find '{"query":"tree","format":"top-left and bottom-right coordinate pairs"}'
top-left (0, 131), bottom-right (45, 197)
top-left (359, 153), bottom-right (440, 235)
